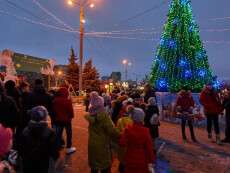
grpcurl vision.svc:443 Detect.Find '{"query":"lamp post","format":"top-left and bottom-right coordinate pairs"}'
top-left (67, 0), bottom-right (95, 95)
top-left (122, 59), bottom-right (132, 81)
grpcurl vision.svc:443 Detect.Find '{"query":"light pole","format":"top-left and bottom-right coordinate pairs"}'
top-left (67, 0), bottom-right (95, 95)
top-left (122, 59), bottom-right (132, 81)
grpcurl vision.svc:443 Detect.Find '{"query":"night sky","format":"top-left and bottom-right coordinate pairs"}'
top-left (0, 0), bottom-right (230, 80)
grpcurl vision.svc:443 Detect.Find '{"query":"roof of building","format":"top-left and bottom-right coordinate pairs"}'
top-left (12, 52), bottom-right (49, 73)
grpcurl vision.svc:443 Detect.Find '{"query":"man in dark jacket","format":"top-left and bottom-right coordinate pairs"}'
top-left (222, 89), bottom-right (230, 143)
top-left (200, 84), bottom-right (223, 144)
top-left (0, 82), bottom-right (19, 130)
top-left (144, 84), bottom-right (156, 104)
top-left (18, 106), bottom-right (59, 173)
top-left (28, 79), bottom-right (53, 119)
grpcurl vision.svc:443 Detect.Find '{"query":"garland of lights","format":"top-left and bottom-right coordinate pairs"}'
top-left (149, 0), bottom-right (221, 92)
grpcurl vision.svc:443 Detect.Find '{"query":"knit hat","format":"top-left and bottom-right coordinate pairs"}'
top-left (29, 106), bottom-right (49, 122)
top-left (148, 97), bottom-right (156, 106)
top-left (129, 107), bottom-right (145, 123)
top-left (0, 124), bottom-right (13, 157)
top-left (89, 91), bottom-right (105, 114)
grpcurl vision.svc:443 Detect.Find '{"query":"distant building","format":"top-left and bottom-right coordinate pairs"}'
top-left (110, 72), bottom-right (121, 82)
top-left (101, 76), bottom-right (110, 81)
top-left (0, 49), bottom-right (50, 85)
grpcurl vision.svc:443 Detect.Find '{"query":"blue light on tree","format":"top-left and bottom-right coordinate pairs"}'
top-left (173, 18), bottom-right (179, 26)
top-left (196, 50), bottom-right (206, 59)
top-left (212, 80), bottom-right (221, 90)
top-left (184, 70), bottom-right (192, 78)
top-left (156, 78), bottom-right (168, 90)
top-left (181, 0), bottom-right (189, 6)
top-left (168, 39), bottom-right (176, 49)
top-left (198, 69), bottom-right (206, 77)
top-left (160, 63), bottom-right (167, 71)
top-left (179, 58), bottom-right (188, 67)
top-left (154, 56), bottom-right (160, 62)
top-left (189, 25), bottom-right (193, 33)
top-left (160, 38), bottom-right (165, 46)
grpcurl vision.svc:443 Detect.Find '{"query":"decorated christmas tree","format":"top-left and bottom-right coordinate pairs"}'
top-left (150, 0), bottom-right (213, 92)
top-left (83, 59), bottom-right (100, 92)
top-left (66, 47), bottom-right (79, 90)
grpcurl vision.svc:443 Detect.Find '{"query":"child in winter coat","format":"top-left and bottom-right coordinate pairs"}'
top-left (0, 124), bottom-right (15, 173)
top-left (85, 91), bottom-right (120, 173)
top-left (120, 107), bottom-right (156, 173)
top-left (116, 105), bottom-right (134, 173)
top-left (144, 97), bottom-right (160, 145)
top-left (18, 106), bottom-right (59, 173)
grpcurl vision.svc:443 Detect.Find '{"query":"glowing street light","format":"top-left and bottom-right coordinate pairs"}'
top-left (67, 0), bottom-right (73, 6)
top-left (90, 3), bottom-right (95, 8)
top-left (57, 70), bottom-right (63, 76)
top-left (122, 59), bottom-right (128, 65)
top-left (65, 0), bottom-right (98, 95)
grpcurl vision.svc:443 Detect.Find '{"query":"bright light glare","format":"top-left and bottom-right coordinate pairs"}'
top-left (122, 59), bottom-right (128, 65)
top-left (90, 3), bottom-right (95, 8)
top-left (58, 71), bottom-right (63, 75)
top-left (81, 19), bottom-right (86, 23)
top-left (67, 0), bottom-right (73, 6)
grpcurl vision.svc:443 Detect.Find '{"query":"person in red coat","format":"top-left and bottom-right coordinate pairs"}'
top-left (200, 84), bottom-right (223, 144)
top-left (52, 87), bottom-right (76, 154)
top-left (175, 88), bottom-right (197, 142)
top-left (119, 107), bottom-right (156, 173)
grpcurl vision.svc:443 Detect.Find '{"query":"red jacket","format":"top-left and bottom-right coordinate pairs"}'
top-left (200, 87), bottom-right (223, 115)
top-left (52, 88), bottom-right (74, 123)
top-left (176, 91), bottom-right (195, 111)
top-left (119, 123), bottom-right (155, 173)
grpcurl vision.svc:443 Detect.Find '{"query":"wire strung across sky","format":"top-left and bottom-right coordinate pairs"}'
top-left (32, 0), bottom-right (76, 31)
top-left (1, 0), bottom-right (230, 45)
top-left (0, 9), bottom-right (77, 33)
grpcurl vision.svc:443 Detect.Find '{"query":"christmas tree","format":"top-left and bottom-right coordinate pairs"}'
top-left (150, 0), bottom-right (212, 92)
top-left (66, 47), bottom-right (79, 90)
top-left (83, 59), bottom-right (100, 92)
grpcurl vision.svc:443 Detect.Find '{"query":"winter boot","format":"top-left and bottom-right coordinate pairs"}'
top-left (216, 135), bottom-right (221, 145)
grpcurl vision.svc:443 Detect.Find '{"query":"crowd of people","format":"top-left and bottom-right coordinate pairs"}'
top-left (0, 78), bottom-right (230, 173)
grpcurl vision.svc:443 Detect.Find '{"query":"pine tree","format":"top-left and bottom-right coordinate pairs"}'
top-left (66, 47), bottom-right (79, 90)
top-left (150, 0), bottom-right (212, 92)
top-left (83, 59), bottom-right (100, 92)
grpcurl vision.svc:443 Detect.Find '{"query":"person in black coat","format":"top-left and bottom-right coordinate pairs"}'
top-left (27, 79), bottom-right (53, 119)
top-left (0, 82), bottom-right (19, 130)
top-left (4, 80), bottom-right (22, 110)
top-left (144, 84), bottom-right (156, 104)
top-left (222, 90), bottom-right (230, 143)
top-left (18, 106), bottom-right (59, 173)
top-left (144, 97), bottom-right (160, 140)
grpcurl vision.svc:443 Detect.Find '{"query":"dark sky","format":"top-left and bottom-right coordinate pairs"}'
top-left (0, 0), bottom-right (230, 80)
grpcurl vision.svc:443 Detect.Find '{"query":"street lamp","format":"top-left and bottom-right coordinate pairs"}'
top-left (66, 0), bottom-right (96, 95)
top-left (122, 59), bottom-right (131, 81)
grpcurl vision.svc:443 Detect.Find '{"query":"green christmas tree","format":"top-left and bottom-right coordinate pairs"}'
top-left (150, 0), bottom-right (213, 92)
top-left (83, 59), bottom-right (100, 92)
top-left (66, 47), bottom-right (79, 90)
